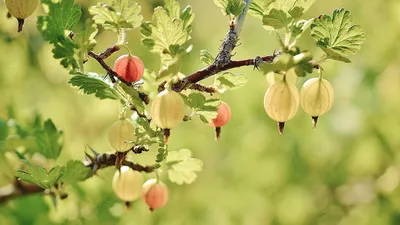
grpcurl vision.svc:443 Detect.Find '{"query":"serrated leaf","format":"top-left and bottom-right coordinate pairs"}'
top-left (157, 45), bottom-right (192, 79)
top-left (310, 8), bottom-right (366, 63)
top-left (214, 0), bottom-right (246, 17)
top-left (217, 73), bottom-right (248, 92)
top-left (188, 93), bottom-right (206, 109)
top-left (60, 160), bottom-right (91, 184)
top-left (291, 19), bottom-right (313, 39)
top-left (75, 20), bottom-right (98, 66)
top-left (119, 83), bottom-right (146, 114)
top-left (166, 149), bottom-right (203, 185)
top-left (68, 73), bottom-right (119, 100)
top-left (15, 162), bottom-right (64, 189)
top-left (263, 9), bottom-right (292, 30)
top-left (141, 2), bottom-right (194, 61)
top-left (200, 50), bottom-right (215, 66)
top-left (37, 0), bottom-right (81, 71)
top-left (35, 119), bottom-right (64, 160)
top-left (185, 94), bottom-right (219, 122)
top-left (89, 0), bottom-right (143, 32)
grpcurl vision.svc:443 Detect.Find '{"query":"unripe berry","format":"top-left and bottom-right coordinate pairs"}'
top-left (266, 69), bottom-right (297, 87)
top-left (108, 119), bottom-right (136, 152)
top-left (114, 55), bottom-right (145, 83)
top-left (112, 166), bottom-right (144, 202)
top-left (300, 77), bottom-right (334, 129)
top-left (151, 89), bottom-right (185, 143)
top-left (142, 179), bottom-right (169, 211)
top-left (5, 0), bottom-right (39, 32)
top-left (264, 79), bottom-right (299, 134)
top-left (209, 101), bottom-right (231, 140)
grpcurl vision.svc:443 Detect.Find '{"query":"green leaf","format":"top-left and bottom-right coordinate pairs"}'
top-left (35, 119), bottom-right (64, 160)
top-left (200, 50), bottom-right (215, 66)
top-left (89, 0), bottom-right (143, 32)
top-left (216, 73), bottom-right (248, 92)
top-left (60, 160), bottom-right (91, 184)
top-left (166, 149), bottom-right (203, 185)
top-left (263, 9), bottom-right (292, 30)
top-left (214, 0), bottom-right (246, 17)
top-left (141, 1), bottom-right (194, 61)
top-left (68, 73), bottom-right (120, 100)
top-left (291, 19), bottom-right (313, 39)
top-left (185, 94), bottom-right (219, 123)
top-left (157, 45), bottom-right (192, 79)
top-left (119, 83), bottom-right (146, 114)
top-left (37, 0), bottom-right (82, 71)
top-left (15, 162), bottom-right (64, 189)
top-left (310, 8), bottom-right (366, 63)
top-left (0, 120), bottom-right (8, 151)
top-left (75, 20), bottom-right (98, 65)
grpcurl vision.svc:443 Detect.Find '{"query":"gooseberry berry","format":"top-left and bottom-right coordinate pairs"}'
top-left (264, 79), bottom-right (299, 134)
top-left (112, 166), bottom-right (143, 202)
top-left (300, 77), bottom-right (334, 128)
top-left (113, 54), bottom-right (145, 83)
top-left (151, 89), bottom-right (185, 143)
top-left (5, 0), bottom-right (39, 32)
top-left (209, 101), bottom-right (231, 140)
top-left (108, 119), bottom-right (136, 152)
top-left (142, 179), bottom-right (169, 211)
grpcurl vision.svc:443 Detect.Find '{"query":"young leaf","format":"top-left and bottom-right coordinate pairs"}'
top-left (119, 83), bottom-right (146, 114)
top-left (68, 73), bottom-right (120, 100)
top-left (216, 73), bottom-right (248, 92)
top-left (35, 119), bottom-right (64, 160)
top-left (15, 163), bottom-right (64, 189)
top-left (89, 0), bottom-right (143, 32)
top-left (74, 20), bottom-right (98, 67)
top-left (263, 9), bottom-right (292, 30)
top-left (291, 19), bottom-right (313, 39)
top-left (141, 1), bottom-right (194, 61)
top-left (60, 160), bottom-right (91, 184)
top-left (200, 50), bottom-right (215, 66)
top-left (310, 9), bottom-right (366, 63)
top-left (37, 0), bottom-right (82, 71)
top-left (185, 94), bottom-right (219, 123)
top-left (214, 0), bottom-right (247, 17)
top-left (166, 149), bottom-right (203, 185)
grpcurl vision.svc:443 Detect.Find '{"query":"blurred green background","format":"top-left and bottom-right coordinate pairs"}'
top-left (1, 0), bottom-right (400, 224)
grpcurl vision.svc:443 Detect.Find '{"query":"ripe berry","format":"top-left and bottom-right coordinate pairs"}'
top-left (5, 0), bottom-right (39, 32)
top-left (112, 166), bottom-right (144, 202)
top-left (108, 119), bottom-right (136, 152)
top-left (113, 55), bottom-right (145, 83)
top-left (142, 179), bottom-right (169, 211)
top-left (300, 77), bottom-right (334, 129)
top-left (264, 79), bottom-right (299, 134)
top-left (209, 101), bottom-right (231, 140)
top-left (151, 89), bottom-right (185, 143)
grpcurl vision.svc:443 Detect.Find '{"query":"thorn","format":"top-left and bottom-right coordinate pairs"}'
top-left (88, 146), bottom-right (99, 156)
top-left (312, 116), bottom-right (319, 130)
top-left (278, 122), bottom-right (285, 134)
top-left (84, 152), bottom-right (95, 163)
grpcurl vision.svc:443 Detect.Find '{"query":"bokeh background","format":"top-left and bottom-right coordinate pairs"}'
top-left (1, 0), bottom-right (400, 224)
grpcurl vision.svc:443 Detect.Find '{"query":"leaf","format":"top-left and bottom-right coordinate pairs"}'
top-left (260, 52), bottom-right (312, 75)
top-left (89, 0), bottom-right (143, 32)
top-left (0, 120), bottom-right (8, 151)
top-left (60, 160), bottom-right (91, 184)
top-left (35, 119), bottom-right (64, 160)
top-left (15, 162), bottom-right (64, 189)
top-left (185, 94), bottom-right (219, 123)
top-left (68, 73), bottom-right (120, 100)
top-left (213, 0), bottom-right (246, 17)
top-left (310, 8), bottom-right (366, 63)
top-left (37, 0), bottom-right (82, 71)
top-left (166, 149), bottom-right (203, 185)
top-left (291, 19), bottom-right (313, 39)
top-left (263, 9), bottom-right (292, 30)
top-left (249, 0), bottom-right (316, 30)
top-left (200, 50), bottom-right (215, 66)
top-left (141, 1), bottom-right (194, 61)
top-left (119, 83), bottom-right (146, 114)
top-left (75, 20), bottom-right (98, 65)
top-left (216, 73), bottom-right (248, 92)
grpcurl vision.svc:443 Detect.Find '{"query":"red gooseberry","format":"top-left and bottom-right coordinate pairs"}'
top-left (113, 54), bottom-right (145, 83)
top-left (142, 179), bottom-right (169, 211)
top-left (210, 101), bottom-right (231, 128)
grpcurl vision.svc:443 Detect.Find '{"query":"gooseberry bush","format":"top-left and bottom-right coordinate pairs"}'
top-left (0, 0), bottom-right (365, 212)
